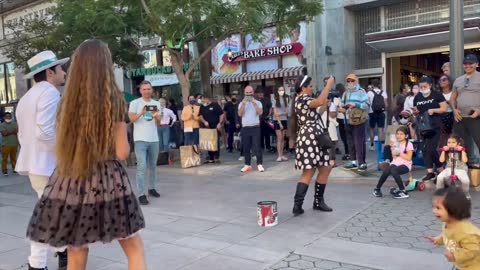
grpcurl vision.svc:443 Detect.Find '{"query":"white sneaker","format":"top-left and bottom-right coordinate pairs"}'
top-left (281, 156), bottom-right (288, 161)
top-left (257, 165), bottom-right (265, 172)
top-left (252, 156), bottom-right (257, 160)
top-left (369, 144), bottom-right (374, 151)
top-left (238, 156), bottom-right (245, 161)
top-left (241, 165), bottom-right (253, 173)
top-left (276, 157), bottom-right (283, 162)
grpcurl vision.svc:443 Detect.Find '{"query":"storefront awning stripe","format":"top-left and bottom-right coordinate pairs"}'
top-left (210, 66), bottom-right (305, 84)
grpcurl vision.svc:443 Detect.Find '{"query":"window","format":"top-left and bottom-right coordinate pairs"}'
top-left (0, 62), bottom-right (18, 104)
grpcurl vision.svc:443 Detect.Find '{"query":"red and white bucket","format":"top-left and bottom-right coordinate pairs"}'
top-left (257, 201), bottom-right (278, 227)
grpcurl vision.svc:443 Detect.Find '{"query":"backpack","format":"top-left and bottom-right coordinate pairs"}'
top-left (371, 89), bottom-right (386, 113)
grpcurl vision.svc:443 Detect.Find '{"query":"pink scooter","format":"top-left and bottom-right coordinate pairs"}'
top-left (438, 146), bottom-right (465, 189)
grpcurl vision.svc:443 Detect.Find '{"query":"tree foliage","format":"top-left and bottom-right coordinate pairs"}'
top-left (3, 0), bottom-right (147, 70)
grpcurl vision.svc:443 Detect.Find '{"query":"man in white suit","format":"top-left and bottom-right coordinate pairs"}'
top-left (15, 51), bottom-right (69, 270)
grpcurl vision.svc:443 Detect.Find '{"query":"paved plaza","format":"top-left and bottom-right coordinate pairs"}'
top-left (0, 151), bottom-right (477, 270)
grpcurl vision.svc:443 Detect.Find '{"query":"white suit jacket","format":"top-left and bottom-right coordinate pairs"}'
top-left (15, 81), bottom-right (60, 177)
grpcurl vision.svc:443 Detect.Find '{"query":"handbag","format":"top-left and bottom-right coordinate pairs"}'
top-left (416, 111), bottom-right (435, 138)
top-left (199, 128), bottom-right (218, 151)
top-left (317, 112), bottom-right (334, 150)
top-left (348, 107), bottom-right (368, 125)
top-left (180, 145), bottom-right (201, 168)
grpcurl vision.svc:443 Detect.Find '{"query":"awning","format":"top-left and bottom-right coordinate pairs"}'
top-left (210, 66), bottom-right (305, 84)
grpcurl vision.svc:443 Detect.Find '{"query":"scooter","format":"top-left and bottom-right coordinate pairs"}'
top-left (438, 146), bottom-right (465, 189)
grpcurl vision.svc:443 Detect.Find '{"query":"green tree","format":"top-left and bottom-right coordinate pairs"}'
top-left (140, 0), bottom-right (323, 103)
top-left (3, 0), bottom-right (146, 70)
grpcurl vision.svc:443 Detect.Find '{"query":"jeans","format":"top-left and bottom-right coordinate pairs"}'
top-left (134, 141), bottom-right (159, 196)
top-left (2, 145), bottom-right (17, 173)
top-left (157, 126), bottom-right (171, 152)
top-left (346, 123), bottom-right (367, 164)
top-left (376, 164), bottom-right (409, 190)
top-left (242, 126), bottom-right (263, 165)
top-left (453, 118), bottom-right (480, 164)
top-left (260, 120), bottom-right (272, 150)
top-left (184, 128), bottom-right (199, 145)
top-left (227, 123), bottom-right (236, 150)
top-left (422, 131), bottom-right (443, 170)
top-left (338, 118), bottom-right (348, 154)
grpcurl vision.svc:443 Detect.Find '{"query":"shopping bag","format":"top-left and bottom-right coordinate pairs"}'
top-left (199, 128), bottom-right (218, 151)
top-left (180, 145), bottom-right (201, 168)
top-left (469, 168), bottom-right (480, 187)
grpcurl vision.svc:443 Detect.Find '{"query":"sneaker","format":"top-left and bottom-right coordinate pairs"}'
top-left (28, 264), bottom-right (48, 270)
top-left (56, 250), bottom-right (68, 270)
top-left (422, 173), bottom-right (437, 181)
top-left (238, 156), bottom-right (245, 161)
top-left (257, 165), bottom-right (265, 172)
top-left (276, 157), bottom-right (283, 162)
top-left (12, 171), bottom-right (17, 174)
top-left (369, 144), bottom-right (374, 151)
top-left (241, 165), bottom-right (253, 173)
top-left (138, 195), bottom-right (149, 205)
top-left (393, 190), bottom-right (409, 199)
top-left (205, 160), bottom-right (215, 164)
top-left (373, 188), bottom-right (383, 197)
top-left (341, 154), bottom-right (350, 161)
top-left (168, 160), bottom-right (174, 166)
top-left (281, 156), bottom-right (288, 161)
top-left (148, 189), bottom-right (161, 198)
top-left (390, 187), bottom-right (399, 195)
top-left (466, 192), bottom-right (471, 200)
top-left (344, 162), bottom-right (357, 170)
top-left (3, 172), bottom-right (8, 176)
top-left (358, 164), bottom-right (367, 172)
top-left (252, 156), bottom-right (257, 160)
top-left (214, 159), bottom-right (221, 163)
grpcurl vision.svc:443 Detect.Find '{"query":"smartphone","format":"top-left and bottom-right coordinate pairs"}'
top-left (245, 96), bottom-right (253, 101)
top-left (145, 105), bottom-right (158, 112)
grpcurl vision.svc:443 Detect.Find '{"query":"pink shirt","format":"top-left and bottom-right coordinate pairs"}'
top-left (390, 141), bottom-right (414, 170)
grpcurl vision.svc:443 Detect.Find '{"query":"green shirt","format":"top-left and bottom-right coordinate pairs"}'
top-left (0, 121), bottom-right (18, 146)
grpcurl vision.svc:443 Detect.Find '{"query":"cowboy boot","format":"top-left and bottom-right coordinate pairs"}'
top-left (313, 182), bottom-right (333, 212)
top-left (292, 183), bottom-right (309, 216)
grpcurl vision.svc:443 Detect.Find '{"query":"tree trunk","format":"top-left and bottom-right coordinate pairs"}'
top-left (197, 39), bottom-right (212, 96)
top-left (169, 50), bottom-right (191, 105)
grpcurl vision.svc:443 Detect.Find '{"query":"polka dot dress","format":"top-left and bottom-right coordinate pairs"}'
top-left (26, 160), bottom-right (145, 248)
top-left (294, 95), bottom-right (330, 170)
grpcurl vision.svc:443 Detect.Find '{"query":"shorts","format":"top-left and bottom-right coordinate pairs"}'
top-left (274, 120), bottom-right (288, 130)
top-left (369, 112), bottom-right (386, 129)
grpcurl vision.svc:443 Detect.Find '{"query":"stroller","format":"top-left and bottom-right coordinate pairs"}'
top-left (438, 146), bottom-right (465, 189)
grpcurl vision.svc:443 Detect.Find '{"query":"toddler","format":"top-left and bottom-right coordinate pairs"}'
top-left (427, 188), bottom-right (480, 270)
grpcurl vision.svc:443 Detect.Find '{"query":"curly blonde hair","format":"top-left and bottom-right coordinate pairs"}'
top-left (55, 39), bottom-right (125, 179)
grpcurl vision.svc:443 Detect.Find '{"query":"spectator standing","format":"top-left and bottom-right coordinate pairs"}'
top-left (439, 75), bottom-right (454, 147)
top-left (15, 50), bottom-right (69, 270)
top-left (256, 89), bottom-right (274, 152)
top-left (367, 79), bottom-right (388, 151)
top-left (335, 83), bottom-right (349, 160)
top-left (273, 86), bottom-right (290, 161)
top-left (340, 74), bottom-right (370, 171)
top-left (451, 54), bottom-right (480, 168)
top-left (128, 80), bottom-right (161, 205)
top-left (157, 98), bottom-right (177, 152)
top-left (238, 86), bottom-right (264, 172)
top-left (441, 62), bottom-right (450, 77)
top-left (224, 94), bottom-right (239, 152)
top-left (403, 85), bottom-right (419, 114)
top-left (413, 76), bottom-right (447, 181)
top-left (0, 112), bottom-right (18, 176)
top-left (168, 98), bottom-right (179, 119)
top-left (199, 95), bottom-right (224, 163)
top-left (181, 95), bottom-right (201, 145)
top-left (394, 84), bottom-right (410, 123)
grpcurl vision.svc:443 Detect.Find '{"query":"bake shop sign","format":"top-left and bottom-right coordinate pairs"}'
top-left (223, 43), bottom-right (303, 63)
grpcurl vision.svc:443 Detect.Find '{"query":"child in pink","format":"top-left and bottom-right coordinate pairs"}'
top-left (373, 126), bottom-right (414, 199)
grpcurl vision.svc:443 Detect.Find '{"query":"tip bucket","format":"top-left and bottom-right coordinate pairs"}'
top-left (257, 201), bottom-right (278, 227)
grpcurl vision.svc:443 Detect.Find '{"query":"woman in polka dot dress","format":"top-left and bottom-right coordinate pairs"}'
top-left (26, 40), bottom-right (146, 270)
top-left (292, 75), bottom-right (336, 216)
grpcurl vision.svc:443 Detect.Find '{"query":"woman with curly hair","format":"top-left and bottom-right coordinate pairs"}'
top-left (26, 40), bottom-right (146, 270)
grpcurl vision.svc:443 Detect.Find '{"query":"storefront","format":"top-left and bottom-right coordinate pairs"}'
top-left (210, 23), bottom-right (308, 99)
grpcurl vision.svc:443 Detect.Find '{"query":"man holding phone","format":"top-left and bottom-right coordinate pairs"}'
top-left (128, 80), bottom-right (161, 205)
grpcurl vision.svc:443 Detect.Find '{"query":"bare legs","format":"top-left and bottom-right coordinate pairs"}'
top-left (66, 247), bottom-right (88, 270)
top-left (276, 129), bottom-right (285, 160)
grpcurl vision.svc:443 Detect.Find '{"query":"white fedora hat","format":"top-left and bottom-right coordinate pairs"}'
top-left (24, 50), bottom-right (70, 79)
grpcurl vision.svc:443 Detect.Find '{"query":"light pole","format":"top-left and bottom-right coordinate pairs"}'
top-left (450, 0), bottom-right (464, 78)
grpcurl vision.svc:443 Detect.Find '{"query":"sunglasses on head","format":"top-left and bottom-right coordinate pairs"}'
top-left (440, 77), bottom-right (449, 82)
top-left (346, 80), bottom-right (355, 83)
top-left (465, 78), bottom-right (470, 88)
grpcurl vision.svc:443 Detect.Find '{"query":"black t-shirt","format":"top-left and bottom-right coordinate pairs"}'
top-left (223, 101), bottom-right (237, 123)
top-left (413, 90), bottom-right (446, 125)
top-left (260, 98), bottom-right (272, 120)
top-left (200, 102), bottom-right (223, 127)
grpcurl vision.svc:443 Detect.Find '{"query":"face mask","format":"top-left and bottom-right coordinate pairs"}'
top-left (420, 88), bottom-right (431, 96)
top-left (412, 88), bottom-right (419, 95)
top-left (278, 91), bottom-right (285, 96)
top-left (399, 118), bottom-right (409, 125)
top-left (4, 119), bottom-right (11, 123)
top-left (346, 84), bottom-right (356, 91)
top-left (189, 100), bottom-right (196, 105)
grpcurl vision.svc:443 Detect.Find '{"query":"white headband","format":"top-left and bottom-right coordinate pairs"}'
top-left (300, 75), bottom-right (308, 88)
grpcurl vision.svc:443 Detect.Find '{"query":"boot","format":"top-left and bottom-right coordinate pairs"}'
top-left (313, 183), bottom-right (333, 212)
top-left (292, 183), bottom-right (309, 216)
top-left (56, 250), bottom-right (68, 270)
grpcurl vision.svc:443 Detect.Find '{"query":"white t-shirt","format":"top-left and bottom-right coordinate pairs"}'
top-left (404, 95), bottom-right (415, 113)
top-left (367, 88), bottom-right (388, 113)
top-left (443, 92), bottom-right (453, 113)
top-left (129, 98), bottom-right (160, 142)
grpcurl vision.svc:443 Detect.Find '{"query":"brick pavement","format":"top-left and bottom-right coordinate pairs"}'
top-left (268, 253), bottom-right (378, 270)
top-left (325, 189), bottom-right (480, 254)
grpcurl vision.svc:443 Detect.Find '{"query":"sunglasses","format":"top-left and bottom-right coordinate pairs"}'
top-left (465, 78), bottom-right (470, 88)
top-left (346, 80), bottom-right (355, 83)
top-left (440, 77), bottom-right (449, 82)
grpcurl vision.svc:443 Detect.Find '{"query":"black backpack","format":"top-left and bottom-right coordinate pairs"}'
top-left (371, 89), bottom-right (386, 113)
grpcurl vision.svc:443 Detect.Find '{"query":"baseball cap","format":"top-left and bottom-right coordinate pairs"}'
top-left (345, 74), bottom-right (358, 81)
top-left (463, 54), bottom-right (478, 64)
